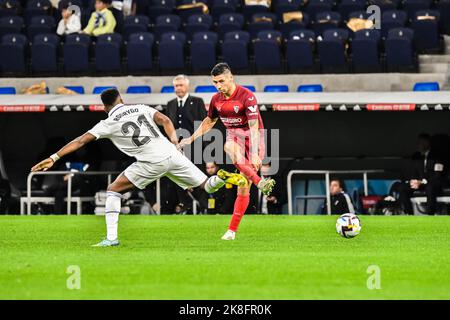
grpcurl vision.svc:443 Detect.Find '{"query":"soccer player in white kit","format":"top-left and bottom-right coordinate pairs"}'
top-left (31, 89), bottom-right (246, 247)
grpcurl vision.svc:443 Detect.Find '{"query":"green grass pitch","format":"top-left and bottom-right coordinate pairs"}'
top-left (0, 215), bottom-right (449, 300)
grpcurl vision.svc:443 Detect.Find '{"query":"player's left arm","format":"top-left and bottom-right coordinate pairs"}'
top-left (31, 132), bottom-right (96, 172)
top-left (246, 94), bottom-right (262, 170)
top-left (153, 110), bottom-right (179, 146)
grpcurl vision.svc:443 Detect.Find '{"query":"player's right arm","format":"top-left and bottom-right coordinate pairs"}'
top-left (179, 116), bottom-right (218, 149)
top-left (31, 132), bottom-right (96, 172)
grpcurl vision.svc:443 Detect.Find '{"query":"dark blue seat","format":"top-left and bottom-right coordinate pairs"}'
top-left (0, 0), bottom-right (21, 18)
top-left (92, 86), bottom-right (117, 94)
top-left (153, 14), bottom-right (181, 41)
top-left (264, 85), bottom-right (288, 92)
top-left (95, 33), bottom-right (122, 73)
top-left (123, 15), bottom-right (149, 41)
top-left (242, 4), bottom-right (269, 21)
top-left (317, 38), bottom-right (348, 73)
top-left (411, 10), bottom-right (440, 53)
top-left (347, 10), bottom-right (369, 20)
top-left (24, 0), bottom-right (51, 25)
top-left (257, 30), bottom-right (283, 41)
top-left (127, 32), bottom-right (154, 72)
top-left (279, 13), bottom-right (310, 39)
top-left (63, 34), bottom-right (90, 73)
top-left (190, 31), bottom-right (217, 73)
top-left (31, 33), bottom-right (59, 72)
top-left (286, 30), bottom-right (315, 72)
top-left (217, 13), bottom-right (244, 39)
top-left (381, 10), bottom-right (407, 39)
top-left (0, 16), bottom-right (23, 38)
top-left (184, 14), bottom-right (213, 40)
top-left (222, 37), bottom-right (249, 72)
top-left (0, 87), bottom-right (16, 94)
top-left (161, 85), bottom-right (175, 93)
top-left (337, 0), bottom-right (365, 20)
top-left (386, 28), bottom-right (415, 71)
top-left (64, 86), bottom-right (84, 94)
top-left (254, 36), bottom-right (282, 73)
top-left (437, 0), bottom-right (450, 34)
top-left (224, 30), bottom-right (250, 43)
top-left (323, 28), bottom-right (349, 42)
top-left (248, 13), bottom-right (277, 39)
top-left (314, 11), bottom-right (341, 35)
top-left (413, 82), bottom-right (439, 91)
top-left (177, 0), bottom-right (204, 22)
top-left (0, 33), bottom-right (28, 75)
top-left (211, 0), bottom-right (237, 22)
top-left (158, 32), bottom-right (186, 73)
top-left (126, 85), bottom-right (152, 93)
top-left (243, 85), bottom-right (256, 92)
top-left (148, 0), bottom-right (175, 22)
top-left (351, 30), bottom-right (381, 72)
top-left (403, 0), bottom-right (431, 19)
top-left (27, 15), bottom-right (55, 40)
top-left (306, 0), bottom-right (333, 21)
top-left (195, 85), bottom-right (217, 92)
top-left (297, 84), bottom-right (323, 92)
top-left (274, 0), bottom-right (302, 20)
top-left (369, 0), bottom-right (399, 12)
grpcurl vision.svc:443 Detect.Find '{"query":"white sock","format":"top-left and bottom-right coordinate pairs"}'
top-left (204, 175), bottom-right (225, 193)
top-left (105, 191), bottom-right (121, 241)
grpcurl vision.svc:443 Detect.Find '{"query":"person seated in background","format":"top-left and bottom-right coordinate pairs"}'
top-left (56, 1), bottom-right (82, 36)
top-left (82, 0), bottom-right (116, 37)
top-left (398, 133), bottom-right (446, 215)
top-left (258, 162), bottom-right (285, 214)
top-left (198, 162), bottom-right (236, 214)
top-left (322, 179), bottom-right (355, 215)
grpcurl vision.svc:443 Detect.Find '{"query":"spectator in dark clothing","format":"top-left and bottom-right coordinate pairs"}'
top-left (257, 162), bottom-right (285, 214)
top-left (399, 133), bottom-right (446, 215)
top-left (322, 179), bottom-right (355, 215)
top-left (198, 162), bottom-right (236, 214)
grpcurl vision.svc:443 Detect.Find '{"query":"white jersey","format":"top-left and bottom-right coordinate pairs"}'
top-left (88, 103), bottom-right (178, 163)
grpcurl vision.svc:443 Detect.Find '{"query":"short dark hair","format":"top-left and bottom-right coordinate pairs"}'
top-left (418, 133), bottom-right (431, 141)
top-left (331, 178), bottom-right (346, 191)
top-left (100, 88), bottom-right (120, 107)
top-left (211, 62), bottom-right (231, 76)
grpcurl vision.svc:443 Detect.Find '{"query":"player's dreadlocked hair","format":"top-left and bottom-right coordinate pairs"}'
top-left (100, 88), bottom-right (120, 107)
top-left (211, 63), bottom-right (231, 76)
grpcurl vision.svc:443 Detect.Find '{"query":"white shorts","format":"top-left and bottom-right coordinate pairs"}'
top-left (123, 152), bottom-right (207, 190)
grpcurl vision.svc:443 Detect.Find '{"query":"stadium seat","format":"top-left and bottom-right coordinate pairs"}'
top-left (369, 0), bottom-right (399, 12)
top-left (279, 13), bottom-right (310, 39)
top-left (243, 85), bottom-right (256, 92)
top-left (27, 15), bottom-right (55, 40)
top-left (63, 34), bottom-right (90, 73)
top-left (322, 28), bottom-right (350, 42)
top-left (64, 86), bottom-right (84, 94)
top-left (31, 33), bottom-right (59, 73)
top-left (0, 87), bottom-right (16, 94)
top-left (264, 85), bottom-right (289, 92)
top-left (195, 85), bottom-right (217, 92)
top-left (126, 85), bottom-right (152, 93)
top-left (248, 13), bottom-right (277, 39)
top-left (411, 10), bottom-right (441, 53)
top-left (158, 32), bottom-right (186, 73)
top-left (161, 85), bottom-right (175, 93)
top-left (0, 0), bottom-right (21, 18)
top-left (286, 30), bottom-right (315, 73)
top-left (126, 32), bottom-right (154, 72)
top-left (306, 0), bottom-right (333, 22)
top-left (337, 0), bottom-right (365, 21)
top-left (217, 13), bottom-right (244, 39)
top-left (351, 29), bottom-right (381, 73)
top-left (314, 11), bottom-right (341, 36)
top-left (437, 0), bottom-right (450, 34)
top-left (123, 15), bottom-right (149, 41)
top-left (211, 0), bottom-right (237, 22)
top-left (148, 0), bottom-right (175, 22)
top-left (24, 0), bottom-right (51, 25)
top-left (317, 37), bottom-right (348, 73)
top-left (403, 0), bottom-right (431, 20)
top-left (242, 4), bottom-right (269, 21)
top-left (153, 14), bottom-right (181, 41)
top-left (386, 28), bottom-right (416, 72)
top-left (0, 16), bottom-right (23, 38)
top-left (190, 31), bottom-right (218, 73)
top-left (184, 14), bottom-right (213, 40)
top-left (297, 84), bottom-right (323, 92)
top-left (95, 33), bottom-right (122, 73)
top-left (92, 86), bottom-right (117, 94)
top-left (223, 31), bottom-right (250, 43)
top-left (0, 33), bottom-right (27, 74)
top-left (381, 10), bottom-right (407, 39)
top-left (274, 0), bottom-right (302, 20)
top-left (413, 82), bottom-right (440, 91)
top-left (254, 32), bottom-right (283, 74)
top-left (222, 36), bottom-right (249, 72)
top-left (176, 0), bottom-right (204, 22)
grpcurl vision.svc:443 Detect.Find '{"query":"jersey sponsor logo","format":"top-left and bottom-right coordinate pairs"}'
top-left (234, 105), bottom-right (239, 113)
top-left (248, 105), bottom-right (258, 113)
top-left (220, 117), bottom-right (243, 124)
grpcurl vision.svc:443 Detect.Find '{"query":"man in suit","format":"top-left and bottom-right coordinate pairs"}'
top-left (399, 133), bottom-right (446, 215)
top-left (162, 74), bottom-right (207, 214)
top-left (257, 162), bottom-right (285, 214)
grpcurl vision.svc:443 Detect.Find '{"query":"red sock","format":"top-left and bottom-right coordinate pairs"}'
top-left (228, 194), bottom-right (250, 232)
top-left (234, 162), bottom-right (261, 185)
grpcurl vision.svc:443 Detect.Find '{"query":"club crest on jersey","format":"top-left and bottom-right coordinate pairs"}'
top-left (233, 105), bottom-right (239, 113)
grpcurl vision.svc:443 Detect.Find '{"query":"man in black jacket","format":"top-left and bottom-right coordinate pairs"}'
top-left (398, 133), bottom-right (446, 215)
top-left (257, 162), bottom-right (285, 214)
top-left (322, 179), bottom-right (355, 215)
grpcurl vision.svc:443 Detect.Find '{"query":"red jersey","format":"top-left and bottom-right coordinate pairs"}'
top-left (208, 85), bottom-right (264, 131)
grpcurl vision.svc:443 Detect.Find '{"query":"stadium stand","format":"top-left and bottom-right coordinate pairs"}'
top-left (0, 0), bottom-right (449, 76)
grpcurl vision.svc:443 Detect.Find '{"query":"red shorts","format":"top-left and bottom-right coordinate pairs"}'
top-left (226, 128), bottom-right (266, 161)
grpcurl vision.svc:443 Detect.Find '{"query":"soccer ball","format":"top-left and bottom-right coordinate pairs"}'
top-left (336, 214), bottom-right (361, 238)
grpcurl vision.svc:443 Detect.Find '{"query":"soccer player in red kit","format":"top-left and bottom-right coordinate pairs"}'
top-left (179, 63), bottom-right (275, 240)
